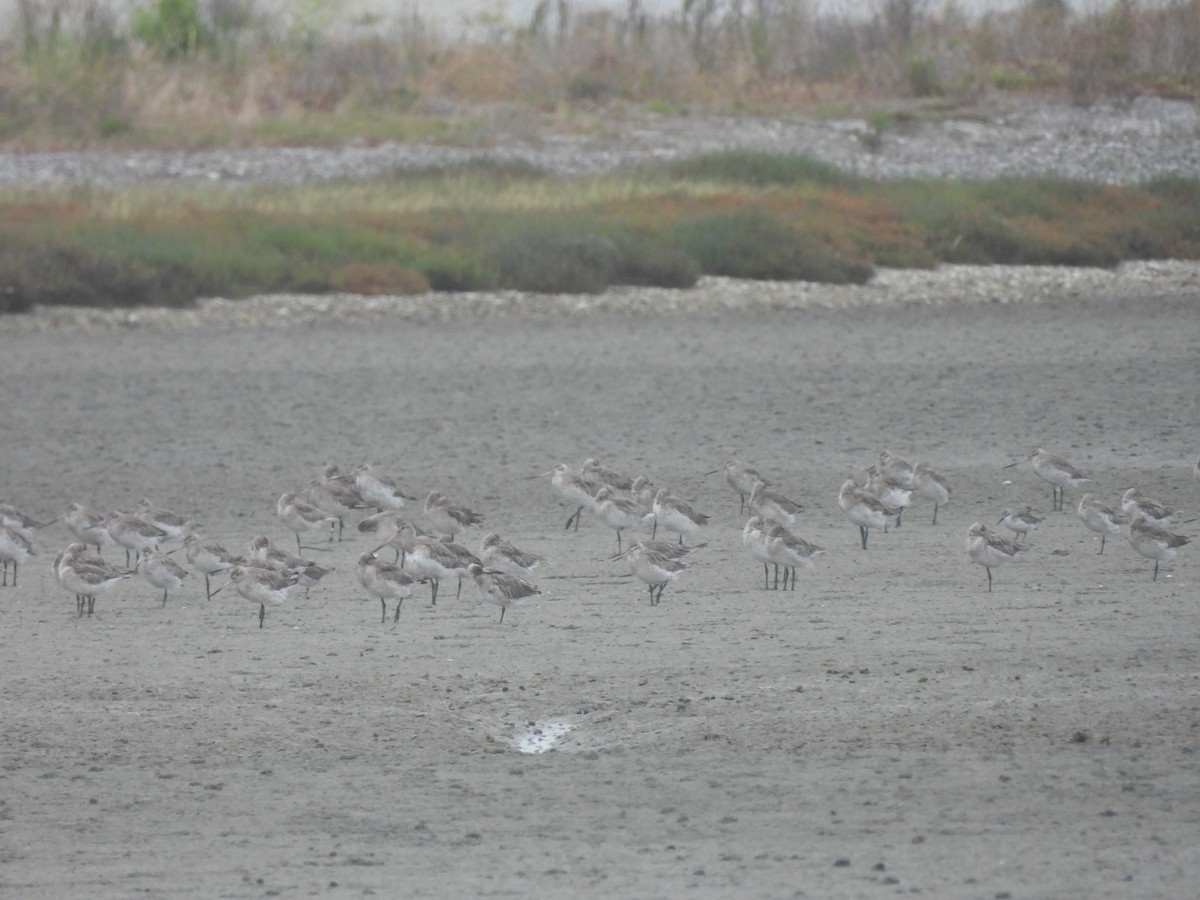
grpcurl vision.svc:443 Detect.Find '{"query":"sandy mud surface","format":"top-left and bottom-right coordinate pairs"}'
top-left (1, 280), bottom-right (1198, 898)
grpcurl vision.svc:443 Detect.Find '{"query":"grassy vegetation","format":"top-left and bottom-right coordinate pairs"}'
top-left (0, 2), bottom-right (1197, 310)
top-left (2, 154), bottom-right (1199, 311)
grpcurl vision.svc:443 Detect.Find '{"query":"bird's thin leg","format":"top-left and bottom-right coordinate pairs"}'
top-left (896, 509), bottom-right (903, 528)
top-left (986, 568), bottom-right (993, 593)
top-left (499, 606), bottom-right (506, 624)
top-left (381, 598), bottom-right (387, 624)
top-left (616, 531), bottom-right (622, 553)
top-left (772, 563), bottom-right (779, 590)
top-left (1099, 534), bottom-right (1106, 555)
top-left (739, 494), bottom-right (746, 514)
top-left (932, 504), bottom-right (939, 526)
top-left (430, 579), bottom-right (439, 606)
top-left (763, 563), bottom-right (769, 590)
top-left (860, 525), bottom-right (869, 550)
top-left (456, 577), bottom-right (463, 600)
top-left (651, 518), bottom-right (657, 540)
top-left (394, 598), bottom-right (404, 623)
top-left (295, 533), bottom-right (303, 555)
top-left (259, 602), bottom-right (266, 627)
top-left (204, 573), bottom-right (212, 600)
top-left (162, 589), bottom-right (167, 606)
top-left (1153, 560), bottom-right (1160, 582)
top-left (647, 584), bottom-right (654, 606)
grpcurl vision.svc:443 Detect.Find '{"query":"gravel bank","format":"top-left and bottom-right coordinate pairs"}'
top-left (1, 95), bottom-right (1197, 187)
top-left (4, 259), bottom-right (1199, 333)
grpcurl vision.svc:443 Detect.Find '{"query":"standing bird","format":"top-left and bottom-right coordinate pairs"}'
top-left (997, 507), bottom-right (1043, 543)
top-left (593, 486), bottom-right (652, 552)
top-left (357, 550), bottom-right (424, 623)
top-left (213, 564), bottom-right (298, 628)
top-left (582, 458), bottom-right (634, 491)
top-left (0, 504), bottom-right (47, 540)
top-left (1076, 494), bottom-right (1128, 554)
top-left (479, 533), bottom-right (548, 580)
top-left (742, 516), bottom-right (777, 590)
top-left (1127, 516), bottom-right (1190, 582)
top-left (536, 464), bottom-right (600, 531)
top-left (183, 534), bottom-right (236, 599)
top-left (966, 522), bottom-right (1024, 592)
top-left (275, 492), bottom-right (338, 555)
top-left (708, 459), bottom-right (770, 514)
top-left (651, 489), bottom-right (710, 545)
top-left (55, 542), bottom-right (131, 616)
top-left (1120, 488), bottom-right (1177, 526)
top-left (630, 476), bottom-right (658, 512)
top-left (62, 502), bottom-right (114, 552)
top-left (382, 523), bottom-right (479, 606)
top-left (137, 548), bottom-right (188, 606)
top-left (0, 524), bottom-right (35, 587)
top-left (1005, 449), bottom-right (1089, 511)
top-left (865, 469), bottom-right (915, 528)
top-left (423, 490), bottom-right (484, 543)
top-left (248, 535), bottom-right (332, 598)
top-left (616, 541), bottom-right (689, 606)
top-left (765, 522), bottom-right (824, 591)
top-left (467, 563), bottom-right (541, 624)
top-left (353, 464), bottom-right (416, 512)
top-left (748, 480), bottom-right (802, 528)
top-left (134, 499), bottom-right (190, 542)
top-left (357, 510), bottom-right (426, 562)
top-left (838, 479), bottom-right (897, 550)
top-left (911, 462), bottom-right (951, 525)
top-left (308, 464), bottom-right (368, 540)
top-left (105, 512), bottom-right (169, 567)
top-left (877, 450), bottom-right (915, 486)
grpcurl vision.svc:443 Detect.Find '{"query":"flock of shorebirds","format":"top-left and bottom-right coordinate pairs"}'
top-left (0, 451), bottom-right (1194, 626)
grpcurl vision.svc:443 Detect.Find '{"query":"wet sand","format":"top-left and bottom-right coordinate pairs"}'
top-left (1, 282), bottom-right (1198, 898)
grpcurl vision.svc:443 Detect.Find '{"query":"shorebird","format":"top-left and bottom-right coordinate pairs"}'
top-left (651, 489), bottom-right (710, 544)
top-left (765, 522), bottom-right (824, 591)
top-left (582, 458), bottom-right (633, 491)
top-left (275, 492), bottom-right (338, 554)
top-left (357, 550), bottom-right (424, 623)
top-left (865, 469), bottom-right (915, 528)
top-left (309, 464), bottom-right (368, 540)
top-left (357, 510), bottom-right (427, 562)
top-left (353, 464), bottom-right (416, 512)
top-left (748, 480), bottom-right (802, 528)
top-left (134, 499), bottom-right (190, 542)
top-left (55, 542), bottom-right (131, 616)
top-left (213, 564), bottom-right (298, 628)
top-left (1076, 493), bottom-right (1129, 554)
top-left (838, 479), bottom-right (896, 550)
top-left (966, 522), bottom-right (1024, 592)
top-left (592, 486), bottom-right (652, 552)
top-left (382, 523), bottom-right (479, 605)
top-left (248, 535), bottom-right (332, 597)
top-left (615, 540), bottom-right (689, 606)
top-left (877, 450), bottom-right (915, 486)
top-left (137, 548), bottom-right (188, 606)
top-left (1005, 449), bottom-right (1089, 511)
top-left (997, 507), bottom-right (1043, 543)
top-left (0, 524), bottom-right (35, 587)
top-left (62, 502), bottom-right (114, 551)
top-left (742, 516), bottom-right (776, 589)
top-left (479, 533), bottom-right (547, 580)
top-left (911, 462), bottom-right (951, 525)
top-left (630, 476), bottom-right (658, 511)
top-left (1127, 516), bottom-right (1190, 581)
top-left (0, 503), bottom-right (46, 540)
top-left (183, 534), bottom-right (236, 599)
top-left (707, 459), bottom-right (769, 513)
top-left (467, 563), bottom-right (541, 624)
top-left (423, 490), bottom-right (483, 542)
top-left (1120, 488), bottom-right (1177, 526)
top-left (537, 464), bottom-right (600, 531)
top-left (106, 512), bottom-right (168, 567)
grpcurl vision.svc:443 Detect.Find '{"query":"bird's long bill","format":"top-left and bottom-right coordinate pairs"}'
top-left (702, 469), bottom-right (720, 476)
top-left (1002, 461), bottom-right (1019, 469)
top-left (209, 578), bottom-right (231, 597)
top-left (608, 548), bottom-right (632, 561)
top-left (368, 541), bottom-right (394, 556)
top-left (528, 471), bottom-right (554, 480)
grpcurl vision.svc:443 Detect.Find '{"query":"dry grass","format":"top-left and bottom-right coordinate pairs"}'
top-left (0, 1), bottom-right (1196, 150)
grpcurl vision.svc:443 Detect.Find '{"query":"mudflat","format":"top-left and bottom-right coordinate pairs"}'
top-left (1, 281), bottom-right (1197, 898)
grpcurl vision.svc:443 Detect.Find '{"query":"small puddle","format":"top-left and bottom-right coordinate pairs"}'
top-left (514, 720), bottom-right (573, 754)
